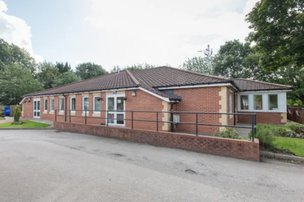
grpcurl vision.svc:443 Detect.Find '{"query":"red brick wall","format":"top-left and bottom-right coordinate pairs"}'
top-left (54, 122), bottom-right (260, 161)
top-left (237, 111), bottom-right (284, 124)
top-left (172, 87), bottom-right (222, 134)
top-left (22, 100), bottom-right (33, 118)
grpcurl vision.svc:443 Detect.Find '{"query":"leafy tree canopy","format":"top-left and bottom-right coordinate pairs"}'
top-left (76, 62), bottom-right (107, 80)
top-left (36, 62), bottom-right (60, 89)
top-left (53, 71), bottom-right (80, 87)
top-left (55, 62), bottom-right (71, 74)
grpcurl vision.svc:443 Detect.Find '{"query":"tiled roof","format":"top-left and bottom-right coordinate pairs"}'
top-left (25, 66), bottom-right (292, 100)
top-left (232, 78), bottom-right (292, 91)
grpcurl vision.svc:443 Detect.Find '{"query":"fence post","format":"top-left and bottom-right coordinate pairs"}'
top-left (251, 114), bottom-right (256, 142)
top-left (69, 110), bottom-right (71, 123)
top-left (156, 112), bottom-right (159, 131)
top-left (196, 113), bottom-right (198, 136)
top-left (85, 110), bottom-right (87, 125)
top-left (131, 111), bottom-right (134, 129)
top-left (106, 110), bottom-right (108, 126)
top-left (55, 109), bottom-right (57, 122)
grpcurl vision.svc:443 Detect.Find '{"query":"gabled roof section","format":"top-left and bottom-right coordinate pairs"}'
top-left (232, 78), bottom-right (292, 91)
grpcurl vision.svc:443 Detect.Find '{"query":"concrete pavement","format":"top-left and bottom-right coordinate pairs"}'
top-left (0, 130), bottom-right (303, 202)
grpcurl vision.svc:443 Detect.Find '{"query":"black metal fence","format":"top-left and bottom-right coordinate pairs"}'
top-left (55, 109), bottom-right (256, 141)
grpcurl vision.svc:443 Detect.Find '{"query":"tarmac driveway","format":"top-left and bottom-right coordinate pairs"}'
top-left (0, 130), bottom-right (303, 202)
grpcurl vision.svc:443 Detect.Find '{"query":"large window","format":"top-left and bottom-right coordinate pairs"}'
top-left (83, 96), bottom-right (89, 112)
top-left (254, 95), bottom-right (263, 110)
top-left (240, 95), bottom-right (249, 110)
top-left (94, 96), bottom-right (101, 112)
top-left (44, 97), bottom-right (48, 112)
top-left (268, 94), bottom-right (278, 110)
top-left (50, 97), bottom-right (54, 112)
top-left (59, 97), bottom-right (65, 112)
top-left (70, 97), bottom-right (76, 111)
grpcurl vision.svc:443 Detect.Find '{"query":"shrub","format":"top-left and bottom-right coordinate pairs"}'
top-left (216, 128), bottom-right (241, 139)
top-left (14, 105), bottom-right (21, 123)
top-left (253, 125), bottom-right (274, 147)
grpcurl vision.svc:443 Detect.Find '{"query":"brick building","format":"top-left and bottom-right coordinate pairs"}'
top-left (21, 66), bottom-right (291, 134)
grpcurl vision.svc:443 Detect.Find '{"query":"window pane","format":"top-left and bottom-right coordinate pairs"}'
top-left (94, 97), bottom-right (101, 111)
top-left (117, 97), bottom-right (124, 111)
top-left (269, 94), bottom-right (278, 110)
top-left (107, 97), bottom-right (114, 111)
top-left (60, 98), bottom-right (65, 111)
top-left (240, 95), bottom-right (249, 110)
top-left (83, 97), bottom-right (89, 111)
top-left (254, 95), bottom-right (263, 110)
top-left (107, 113), bottom-right (114, 124)
top-left (37, 101), bottom-right (40, 110)
top-left (44, 100), bottom-right (48, 110)
top-left (50, 99), bottom-right (54, 110)
top-left (71, 98), bottom-right (76, 111)
top-left (117, 114), bottom-right (124, 124)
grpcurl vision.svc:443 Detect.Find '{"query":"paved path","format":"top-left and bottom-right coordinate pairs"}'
top-left (0, 130), bottom-right (303, 202)
top-left (0, 116), bottom-right (13, 124)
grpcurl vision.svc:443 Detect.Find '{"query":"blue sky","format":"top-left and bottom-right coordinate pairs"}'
top-left (0, 0), bottom-right (258, 70)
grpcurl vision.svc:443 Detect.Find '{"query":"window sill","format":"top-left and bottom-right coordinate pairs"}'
top-left (92, 112), bottom-right (100, 117)
top-left (49, 111), bottom-right (54, 114)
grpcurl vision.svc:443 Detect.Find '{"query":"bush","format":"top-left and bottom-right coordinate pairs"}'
top-left (14, 105), bottom-right (21, 123)
top-left (216, 128), bottom-right (241, 139)
top-left (252, 125), bottom-right (274, 147)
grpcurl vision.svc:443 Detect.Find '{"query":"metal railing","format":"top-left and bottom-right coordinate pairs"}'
top-left (54, 109), bottom-right (257, 141)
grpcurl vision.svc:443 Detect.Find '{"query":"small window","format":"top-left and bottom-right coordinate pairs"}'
top-left (94, 97), bottom-right (101, 112)
top-left (50, 97), bottom-right (54, 111)
top-left (59, 97), bottom-right (65, 112)
top-left (240, 95), bottom-right (249, 110)
top-left (70, 97), bottom-right (76, 111)
top-left (83, 97), bottom-right (89, 112)
top-left (44, 98), bottom-right (48, 112)
top-left (254, 95), bottom-right (263, 110)
top-left (268, 94), bottom-right (278, 110)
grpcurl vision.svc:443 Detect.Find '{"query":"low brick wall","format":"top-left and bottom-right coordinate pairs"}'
top-left (54, 122), bottom-right (260, 161)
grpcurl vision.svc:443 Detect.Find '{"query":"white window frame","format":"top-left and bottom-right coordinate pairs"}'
top-left (93, 96), bottom-right (101, 116)
top-left (50, 97), bottom-right (54, 113)
top-left (268, 94), bottom-right (279, 111)
top-left (59, 96), bottom-right (65, 113)
top-left (106, 93), bottom-right (125, 126)
top-left (253, 94), bottom-right (263, 110)
top-left (43, 97), bottom-right (48, 113)
top-left (82, 96), bottom-right (89, 115)
top-left (238, 91), bottom-right (287, 113)
top-left (70, 96), bottom-right (76, 115)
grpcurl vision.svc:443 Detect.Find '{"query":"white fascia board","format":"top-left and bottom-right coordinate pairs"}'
top-left (157, 83), bottom-right (235, 90)
top-left (237, 90), bottom-right (291, 95)
top-left (138, 87), bottom-right (171, 102)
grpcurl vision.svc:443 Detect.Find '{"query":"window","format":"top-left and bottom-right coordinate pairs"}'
top-left (240, 95), bottom-right (249, 110)
top-left (59, 97), bottom-right (65, 112)
top-left (254, 95), bottom-right (263, 110)
top-left (70, 97), bottom-right (76, 111)
top-left (50, 97), bottom-right (54, 112)
top-left (268, 94), bottom-right (278, 110)
top-left (44, 97), bottom-right (48, 112)
top-left (94, 96), bottom-right (101, 112)
top-left (83, 96), bottom-right (89, 112)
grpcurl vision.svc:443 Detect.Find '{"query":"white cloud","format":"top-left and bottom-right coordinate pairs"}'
top-left (0, 0), bottom-right (42, 62)
top-left (86, 0), bottom-right (259, 68)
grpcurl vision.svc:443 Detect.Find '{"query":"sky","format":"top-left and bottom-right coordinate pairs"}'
top-left (0, 0), bottom-right (258, 71)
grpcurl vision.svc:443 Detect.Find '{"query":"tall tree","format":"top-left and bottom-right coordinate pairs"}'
top-left (53, 71), bottom-right (80, 87)
top-left (0, 64), bottom-right (42, 104)
top-left (55, 62), bottom-right (71, 74)
top-left (213, 40), bottom-right (258, 78)
top-left (183, 45), bottom-right (214, 74)
top-left (126, 63), bottom-right (155, 71)
top-left (36, 62), bottom-right (60, 89)
top-left (246, 0), bottom-right (304, 100)
top-left (0, 38), bottom-right (36, 73)
top-left (76, 62), bottom-right (107, 80)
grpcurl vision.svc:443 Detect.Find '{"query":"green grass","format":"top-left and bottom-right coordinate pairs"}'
top-left (0, 120), bottom-right (50, 129)
top-left (272, 136), bottom-right (304, 157)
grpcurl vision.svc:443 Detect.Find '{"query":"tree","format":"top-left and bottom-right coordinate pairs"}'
top-left (126, 63), bottom-right (155, 71)
top-left (76, 62), bottom-right (107, 80)
top-left (36, 62), bottom-right (60, 89)
top-left (55, 62), bottom-right (71, 74)
top-left (0, 38), bottom-right (36, 73)
top-left (213, 40), bottom-right (258, 78)
top-left (0, 64), bottom-right (42, 105)
top-left (53, 71), bottom-right (80, 87)
top-left (183, 45), bottom-right (214, 74)
top-left (110, 66), bottom-right (121, 73)
top-left (246, 0), bottom-right (304, 101)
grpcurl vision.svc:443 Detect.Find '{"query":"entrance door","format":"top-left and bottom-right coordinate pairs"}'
top-left (107, 95), bottom-right (125, 125)
top-left (33, 99), bottom-right (40, 118)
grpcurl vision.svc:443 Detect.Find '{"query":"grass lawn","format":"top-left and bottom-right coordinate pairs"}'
top-left (0, 120), bottom-right (50, 129)
top-left (272, 136), bottom-right (304, 157)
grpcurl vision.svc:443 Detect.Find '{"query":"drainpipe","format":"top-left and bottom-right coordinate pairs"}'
top-left (64, 94), bottom-right (68, 122)
top-left (233, 91), bottom-right (236, 126)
